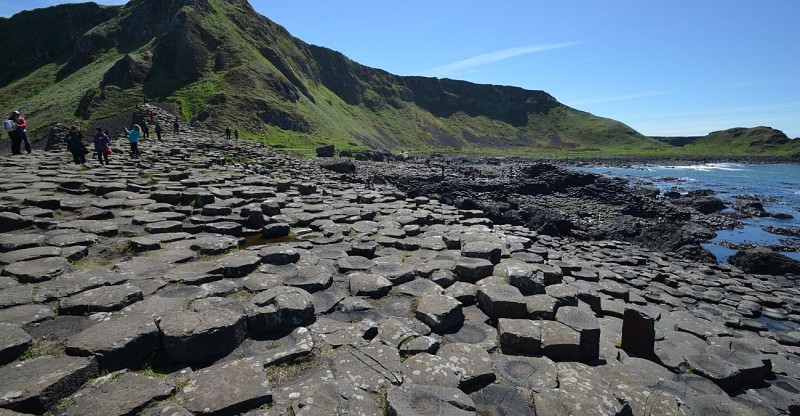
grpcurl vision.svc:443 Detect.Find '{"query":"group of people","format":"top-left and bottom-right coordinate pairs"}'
top-left (3, 110), bottom-right (31, 155)
top-left (63, 126), bottom-right (112, 166)
top-left (225, 126), bottom-right (239, 141)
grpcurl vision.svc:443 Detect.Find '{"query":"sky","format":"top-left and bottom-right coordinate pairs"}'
top-left (2, 0), bottom-right (799, 138)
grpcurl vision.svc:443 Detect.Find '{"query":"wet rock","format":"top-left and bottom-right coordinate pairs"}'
top-left (59, 371), bottom-right (174, 416)
top-left (730, 248), bottom-right (800, 276)
top-left (692, 196), bottom-right (726, 214)
top-left (178, 358), bottom-right (272, 415)
top-left (0, 355), bottom-right (98, 414)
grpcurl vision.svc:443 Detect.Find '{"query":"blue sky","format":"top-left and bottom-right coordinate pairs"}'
top-left (3, 1), bottom-right (799, 138)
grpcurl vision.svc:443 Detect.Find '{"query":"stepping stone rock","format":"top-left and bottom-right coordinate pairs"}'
top-left (204, 221), bottom-right (243, 237)
top-left (177, 358), bottom-right (272, 416)
top-left (545, 283), bottom-right (579, 307)
top-left (337, 255), bottom-right (375, 273)
top-left (189, 235), bottom-right (239, 255)
top-left (477, 284), bottom-right (527, 321)
top-left (0, 304), bottom-right (55, 326)
top-left (461, 241), bottom-right (502, 264)
top-left (494, 355), bottom-right (558, 390)
top-left (65, 314), bottom-right (160, 371)
top-left (415, 294), bottom-right (464, 334)
top-left (621, 306), bottom-right (657, 359)
top-left (0, 233), bottom-right (46, 252)
top-left (59, 284), bottom-right (143, 315)
top-left (311, 315), bottom-right (378, 347)
top-left (282, 265), bottom-right (333, 293)
top-left (387, 384), bottom-right (475, 416)
top-left (145, 220), bottom-right (183, 234)
top-left (686, 346), bottom-right (771, 392)
top-left (163, 260), bottom-right (224, 285)
top-left (498, 318), bottom-right (541, 354)
top-left (396, 278), bottom-right (444, 297)
top-left (0, 246), bottom-right (61, 265)
top-left (217, 250), bottom-right (261, 278)
top-left (247, 286), bottom-right (315, 336)
top-left (327, 343), bottom-right (402, 393)
top-left (454, 257), bottom-right (494, 283)
top-left (259, 245), bottom-right (301, 265)
top-left (400, 353), bottom-right (460, 387)
top-left (138, 402), bottom-right (192, 416)
top-left (261, 223), bottom-right (290, 239)
top-left (526, 294), bottom-right (558, 320)
top-left (241, 327), bottom-right (314, 367)
top-left (159, 307), bottom-right (247, 365)
top-left (349, 272), bottom-right (393, 298)
top-left (471, 384), bottom-right (532, 416)
top-left (438, 343), bottom-right (495, 389)
top-left (59, 371), bottom-right (174, 416)
top-left (0, 323), bottom-right (31, 365)
top-left (2, 257), bottom-right (72, 283)
top-left (0, 212), bottom-right (33, 233)
top-left (0, 355), bottom-right (98, 414)
top-left (555, 306), bottom-right (600, 362)
top-left (538, 321), bottom-right (581, 362)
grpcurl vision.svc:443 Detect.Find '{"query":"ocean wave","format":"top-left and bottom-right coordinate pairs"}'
top-left (662, 163), bottom-right (745, 172)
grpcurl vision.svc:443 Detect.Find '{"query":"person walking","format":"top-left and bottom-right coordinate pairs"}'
top-left (141, 120), bottom-right (150, 139)
top-left (233, 128), bottom-right (239, 141)
top-left (225, 126), bottom-right (231, 140)
top-left (5, 110), bottom-right (31, 154)
top-left (93, 128), bottom-right (111, 165)
top-left (173, 119), bottom-right (179, 135)
top-left (124, 124), bottom-right (142, 158)
top-left (155, 122), bottom-right (163, 141)
top-left (64, 126), bottom-right (87, 165)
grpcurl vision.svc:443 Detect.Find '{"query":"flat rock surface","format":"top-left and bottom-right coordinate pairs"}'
top-left (0, 130), bottom-right (796, 415)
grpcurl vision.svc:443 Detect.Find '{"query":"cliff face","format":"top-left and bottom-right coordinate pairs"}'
top-left (0, 0), bottom-right (659, 152)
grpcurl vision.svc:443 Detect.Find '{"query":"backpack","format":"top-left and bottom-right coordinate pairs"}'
top-left (2, 120), bottom-right (16, 132)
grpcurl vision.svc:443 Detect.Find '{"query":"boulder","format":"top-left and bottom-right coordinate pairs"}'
top-left (315, 144), bottom-right (335, 158)
top-left (692, 196), bottom-right (726, 213)
top-left (730, 249), bottom-right (800, 275)
top-left (621, 307), bottom-right (657, 359)
top-left (555, 306), bottom-right (600, 362)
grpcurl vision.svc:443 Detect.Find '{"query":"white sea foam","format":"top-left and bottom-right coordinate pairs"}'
top-left (661, 163), bottom-right (745, 172)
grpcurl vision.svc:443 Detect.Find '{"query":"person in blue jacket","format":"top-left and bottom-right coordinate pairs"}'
top-left (124, 124), bottom-right (142, 158)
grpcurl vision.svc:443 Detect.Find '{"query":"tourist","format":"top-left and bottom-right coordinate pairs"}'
top-left (141, 119), bottom-right (150, 139)
top-left (93, 128), bottom-right (111, 165)
top-left (225, 126), bottom-right (231, 140)
top-left (5, 110), bottom-right (31, 154)
top-left (155, 121), bottom-right (163, 141)
top-left (64, 126), bottom-right (87, 165)
top-left (124, 124), bottom-right (142, 158)
top-left (234, 128), bottom-right (239, 141)
top-left (173, 119), bottom-right (180, 135)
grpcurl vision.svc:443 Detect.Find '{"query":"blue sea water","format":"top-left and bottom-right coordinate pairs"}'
top-left (573, 163), bottom-right (800, 263)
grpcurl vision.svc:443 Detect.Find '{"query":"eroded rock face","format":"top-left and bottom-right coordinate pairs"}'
top-left (0, 128), bottom-right (796, 415)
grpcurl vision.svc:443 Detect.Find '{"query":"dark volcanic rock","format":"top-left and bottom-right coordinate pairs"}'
top-left (0, 355), bottom-right (98, 414)
top-left (59, 371), bottom-right (174, 416)
top-left (730, 248), bottom-right (800, 275)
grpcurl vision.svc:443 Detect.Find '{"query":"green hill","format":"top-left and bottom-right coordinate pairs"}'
top-left (0, 0), bottom-right (666, 155)
top-left (680, 127), bottom-right (800, 156)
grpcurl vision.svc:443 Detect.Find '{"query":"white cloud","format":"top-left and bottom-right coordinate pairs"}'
top-left (417, 42), bottom-right (578, 77)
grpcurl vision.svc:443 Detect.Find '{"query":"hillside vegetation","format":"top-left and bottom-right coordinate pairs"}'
top-left (0, 0), bottom-right (796, 157)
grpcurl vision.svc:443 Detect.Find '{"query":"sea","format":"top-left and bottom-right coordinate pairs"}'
top-left (573, 163), bottom-right (800, 263)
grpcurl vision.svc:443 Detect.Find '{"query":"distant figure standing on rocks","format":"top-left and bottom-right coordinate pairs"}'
top-left (155, 122), bottom-right (163, 141)
top-left (225, 126), bottom-right (232, 140)
top-left (64, 126), bottom-right (87, 165)
top-left (124, 124), bottom-right (142, 158)
top-left (93, 127), bottom-right (111, 165)
top-left (173, 119), bottom-right (180, 135)
top-left (234, 129), bottom-right (239, 141)
top-left (5, 110), bottom-right (31, 154)
top-left (141, 120), bottom-right (150, 139)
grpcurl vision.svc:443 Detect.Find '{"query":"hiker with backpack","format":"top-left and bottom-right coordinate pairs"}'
top-left (64, 126), bottom-right (88, 165)
top-left (93, 128), bottom-right (111, 165)
top-left (4, 110), bottom-right (31, 155)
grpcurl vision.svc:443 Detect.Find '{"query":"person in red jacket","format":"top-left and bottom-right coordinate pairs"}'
top-left (6, 111), bottom-right (31, 154)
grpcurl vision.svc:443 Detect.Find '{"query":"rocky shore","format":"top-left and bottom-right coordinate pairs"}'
top-left (0, 127), bottom-right (798, 415)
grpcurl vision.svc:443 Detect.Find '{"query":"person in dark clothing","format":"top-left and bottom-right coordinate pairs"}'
top-left (225, 126), bottom-right (231, 140)
top-left (93, 128), bottom-right (111, 165)
top-left (155, 122), bottom-right (163, 141)
top-left (173, 120), bottom-right (179, 135)
top-left (6, 111), bottom-right (31, 154)
top-left (233, 129), bottom-right (239, 141)
top-left (64, 126), bottom-right (87, 165)
top-left (141, 120), bottom-right (150, 139)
